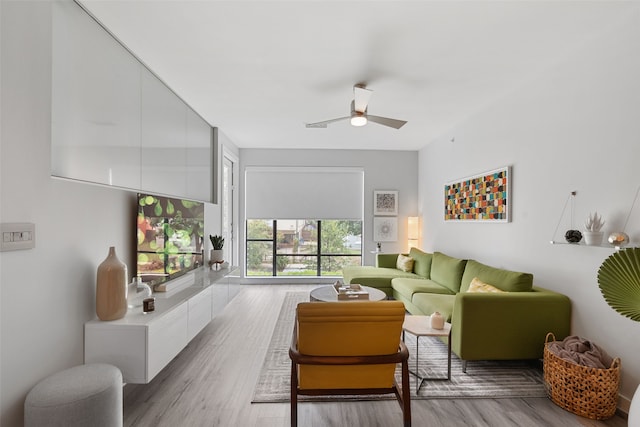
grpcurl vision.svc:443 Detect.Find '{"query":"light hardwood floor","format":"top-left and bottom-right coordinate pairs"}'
top-left (123, 285), bottom-right (627, 427)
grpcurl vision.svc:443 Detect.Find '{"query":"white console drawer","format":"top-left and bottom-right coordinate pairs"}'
top-left (84, 323), bottom-right (148, 384)
top-left (147, 301), bottom-right (188, 381)
top-left (188, 286), bottom-right (212, 340)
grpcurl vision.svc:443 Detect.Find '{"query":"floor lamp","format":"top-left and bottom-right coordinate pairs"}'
top-left (407, 216), bottom-right (419, 252)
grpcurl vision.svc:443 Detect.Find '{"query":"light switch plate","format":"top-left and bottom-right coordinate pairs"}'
top-left (0, 223), bottom-right (36, 251)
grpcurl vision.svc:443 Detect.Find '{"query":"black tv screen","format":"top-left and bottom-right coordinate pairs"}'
top-left (136, 193), bottom-right (204, 286)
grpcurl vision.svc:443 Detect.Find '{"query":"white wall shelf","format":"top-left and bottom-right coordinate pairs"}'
top-left (549, 240), bottom-right (635, 250)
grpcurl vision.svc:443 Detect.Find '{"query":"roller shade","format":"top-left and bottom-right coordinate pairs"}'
top-left (245, 167), bottom-right (364, 220)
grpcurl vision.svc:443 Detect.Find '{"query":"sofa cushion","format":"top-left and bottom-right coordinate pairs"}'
top-left (411, 293), bottom-right (456, 321)
top-left (409, 247), bottom-right (432, 279)
top-left (376, 253), bottom-right (401, 269)
top-left (461, 259), bottom-right (533, 292)
top-left (430, 252), bottom-right (467, 293)
top-left (396, 254), bottom-right (414, 272)
top-left (342, 266), bottom-right (419, 294)
top-left (468, 277), bottom-right (505, 293)
top-left (391, 278), bottom-right (455, 300)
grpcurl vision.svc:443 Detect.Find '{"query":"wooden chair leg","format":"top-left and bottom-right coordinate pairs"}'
top-left (291, 362), bottom-right (298, 427)
top-left (401, 359), bottom-right (412, 427)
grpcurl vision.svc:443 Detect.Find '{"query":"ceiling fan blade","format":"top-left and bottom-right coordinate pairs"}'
top-left (353, 86), bottom-right (373, 113)
top-left (305, 116), bottom-right (350, 128)
top-left (367, 115), bottom-right (407, 129)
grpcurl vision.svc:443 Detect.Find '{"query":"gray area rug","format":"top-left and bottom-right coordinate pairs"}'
top-left (252, 291), bottom-right (547, 403)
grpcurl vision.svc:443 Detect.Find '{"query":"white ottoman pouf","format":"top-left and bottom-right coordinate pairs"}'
top-left (24, 363), bottom-right (123, 427)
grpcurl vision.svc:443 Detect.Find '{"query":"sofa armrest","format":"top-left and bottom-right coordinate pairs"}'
top-left (376, 253), bottom-right (400, 268)
top-left (451, 287), bottom-right (571, 361)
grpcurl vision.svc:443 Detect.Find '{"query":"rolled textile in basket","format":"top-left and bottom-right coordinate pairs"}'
top-left (547, 335), bottom-right (613, 369)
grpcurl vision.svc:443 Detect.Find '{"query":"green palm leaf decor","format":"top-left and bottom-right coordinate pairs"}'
top-left (598, 248), bottom-right (640, 321)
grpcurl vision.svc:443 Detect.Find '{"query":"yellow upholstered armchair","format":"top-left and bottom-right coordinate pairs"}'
top-left (289, 301), bottom-right (411, 427)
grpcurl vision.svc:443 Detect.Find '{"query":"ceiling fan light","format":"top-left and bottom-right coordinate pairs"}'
top-left (350, 115), bottom-right (367, 127)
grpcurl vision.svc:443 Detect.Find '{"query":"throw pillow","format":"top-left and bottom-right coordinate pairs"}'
top-left (396, 254), bottom-right (415, 273)
top-left (468, 277), bottom-right (505, 293)
top-left (461, 259), bottom-right (533, 292)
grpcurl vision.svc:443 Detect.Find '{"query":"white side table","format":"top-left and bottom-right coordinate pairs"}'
top-left (402, 315), bottom-right (452, 393)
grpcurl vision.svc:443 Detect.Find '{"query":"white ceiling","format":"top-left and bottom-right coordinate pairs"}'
top-left (78, 0), bottom-right (635, 151)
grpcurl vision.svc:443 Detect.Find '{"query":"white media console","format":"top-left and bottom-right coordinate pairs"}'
top-left (84, 266), bottom-right (239, 384)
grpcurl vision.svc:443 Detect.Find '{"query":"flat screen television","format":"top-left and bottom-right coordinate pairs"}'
top-left (136, 193), bottom-right (204, 286)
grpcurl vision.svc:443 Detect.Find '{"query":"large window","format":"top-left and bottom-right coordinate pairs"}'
top-left (246, 219), bottom-right (361, 276)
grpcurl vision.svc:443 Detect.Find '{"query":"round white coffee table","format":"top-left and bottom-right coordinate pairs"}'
top-left (309, 285), bottom-right (387, 302)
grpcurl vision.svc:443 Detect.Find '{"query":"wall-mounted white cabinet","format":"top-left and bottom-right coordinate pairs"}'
top-left (51, 0), bottom-right (141, 189)
top-left (186, 109), bottom-right (214, 202)
top-left (140, 69), bottom-right (189, 197)
top-left (51, 0), bottom-right (212, 202)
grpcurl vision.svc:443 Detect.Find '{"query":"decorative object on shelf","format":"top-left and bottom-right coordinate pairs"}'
top-left (444, 166), bottom-right (510, 222)
top-left (373, 217), bottom-right (398, 242)
top-left (584, 212), bottom-right (605, 246)
top-left (430, 311), bottom-right (445, 330)
top-left (209, 234), bottom-right (224, 263)
top-left (373, 190), bottom-right (398, 216)
top-left (607, 232), bottom-right (629, 248)
top-left (142, 297), bottom-right (155, 313)
top-left (127, 277), bottom-right (152, 309)
top-left (565, 230), bottom-right (583, 244)
top-left (608, 185), bottom-right (639, 248)
top-left (597, 247), bottom-right (640, 321)
top-left (96, 246), bottom-right (128, 321)
top-left (551, 191), bottom-right (584, 244)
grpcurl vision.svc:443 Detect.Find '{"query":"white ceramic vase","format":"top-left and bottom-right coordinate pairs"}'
top-left (583, 231), bottom-right (604, 246)
top-left (430, 311), bottom-right (445, 330)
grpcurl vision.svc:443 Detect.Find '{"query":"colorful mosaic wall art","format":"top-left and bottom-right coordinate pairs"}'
top-left (444, 166), bottom-right (510, 222)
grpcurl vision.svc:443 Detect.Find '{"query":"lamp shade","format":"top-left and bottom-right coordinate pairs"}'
top-left (407, 216), bottom-right (419, 251)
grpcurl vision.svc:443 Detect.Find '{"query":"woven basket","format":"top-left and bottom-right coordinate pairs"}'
top-left (543, 332), bottom-right (620, 420)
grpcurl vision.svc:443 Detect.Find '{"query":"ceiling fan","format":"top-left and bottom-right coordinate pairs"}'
top-left (305, 84), bottom-right (407, 129)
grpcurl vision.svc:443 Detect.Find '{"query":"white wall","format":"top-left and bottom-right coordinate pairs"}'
top-left (0, 2), bottom-right (233, 425)
top-left (419, 9), bottom-right (640, 407)
top-left (240, 149), bottom-right (419, 273)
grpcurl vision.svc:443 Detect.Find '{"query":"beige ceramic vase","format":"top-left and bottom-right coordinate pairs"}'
top-left (430, 311), bottom-right (445, 330)
top-left (96, 246), bottom-right (128, 321)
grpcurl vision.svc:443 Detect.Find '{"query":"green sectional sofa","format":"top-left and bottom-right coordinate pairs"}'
top-left (342, 248), bottom-right (571, 367)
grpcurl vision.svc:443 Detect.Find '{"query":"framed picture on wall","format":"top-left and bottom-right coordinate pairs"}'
top-left (444, 166), bottom-right (511, 222)
top-left (374, 190), bottom-right (398, 216)
top-left (373, 217), bottom-right (398, 242)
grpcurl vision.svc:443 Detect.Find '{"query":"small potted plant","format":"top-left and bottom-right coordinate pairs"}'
top-left (584, 212), bottom-right (605, 246)
top-left (209, 234), bottom-right (225, 263)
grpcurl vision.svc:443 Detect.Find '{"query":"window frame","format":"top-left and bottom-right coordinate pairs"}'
top-left (245, 219), bottom-right (362, 277)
